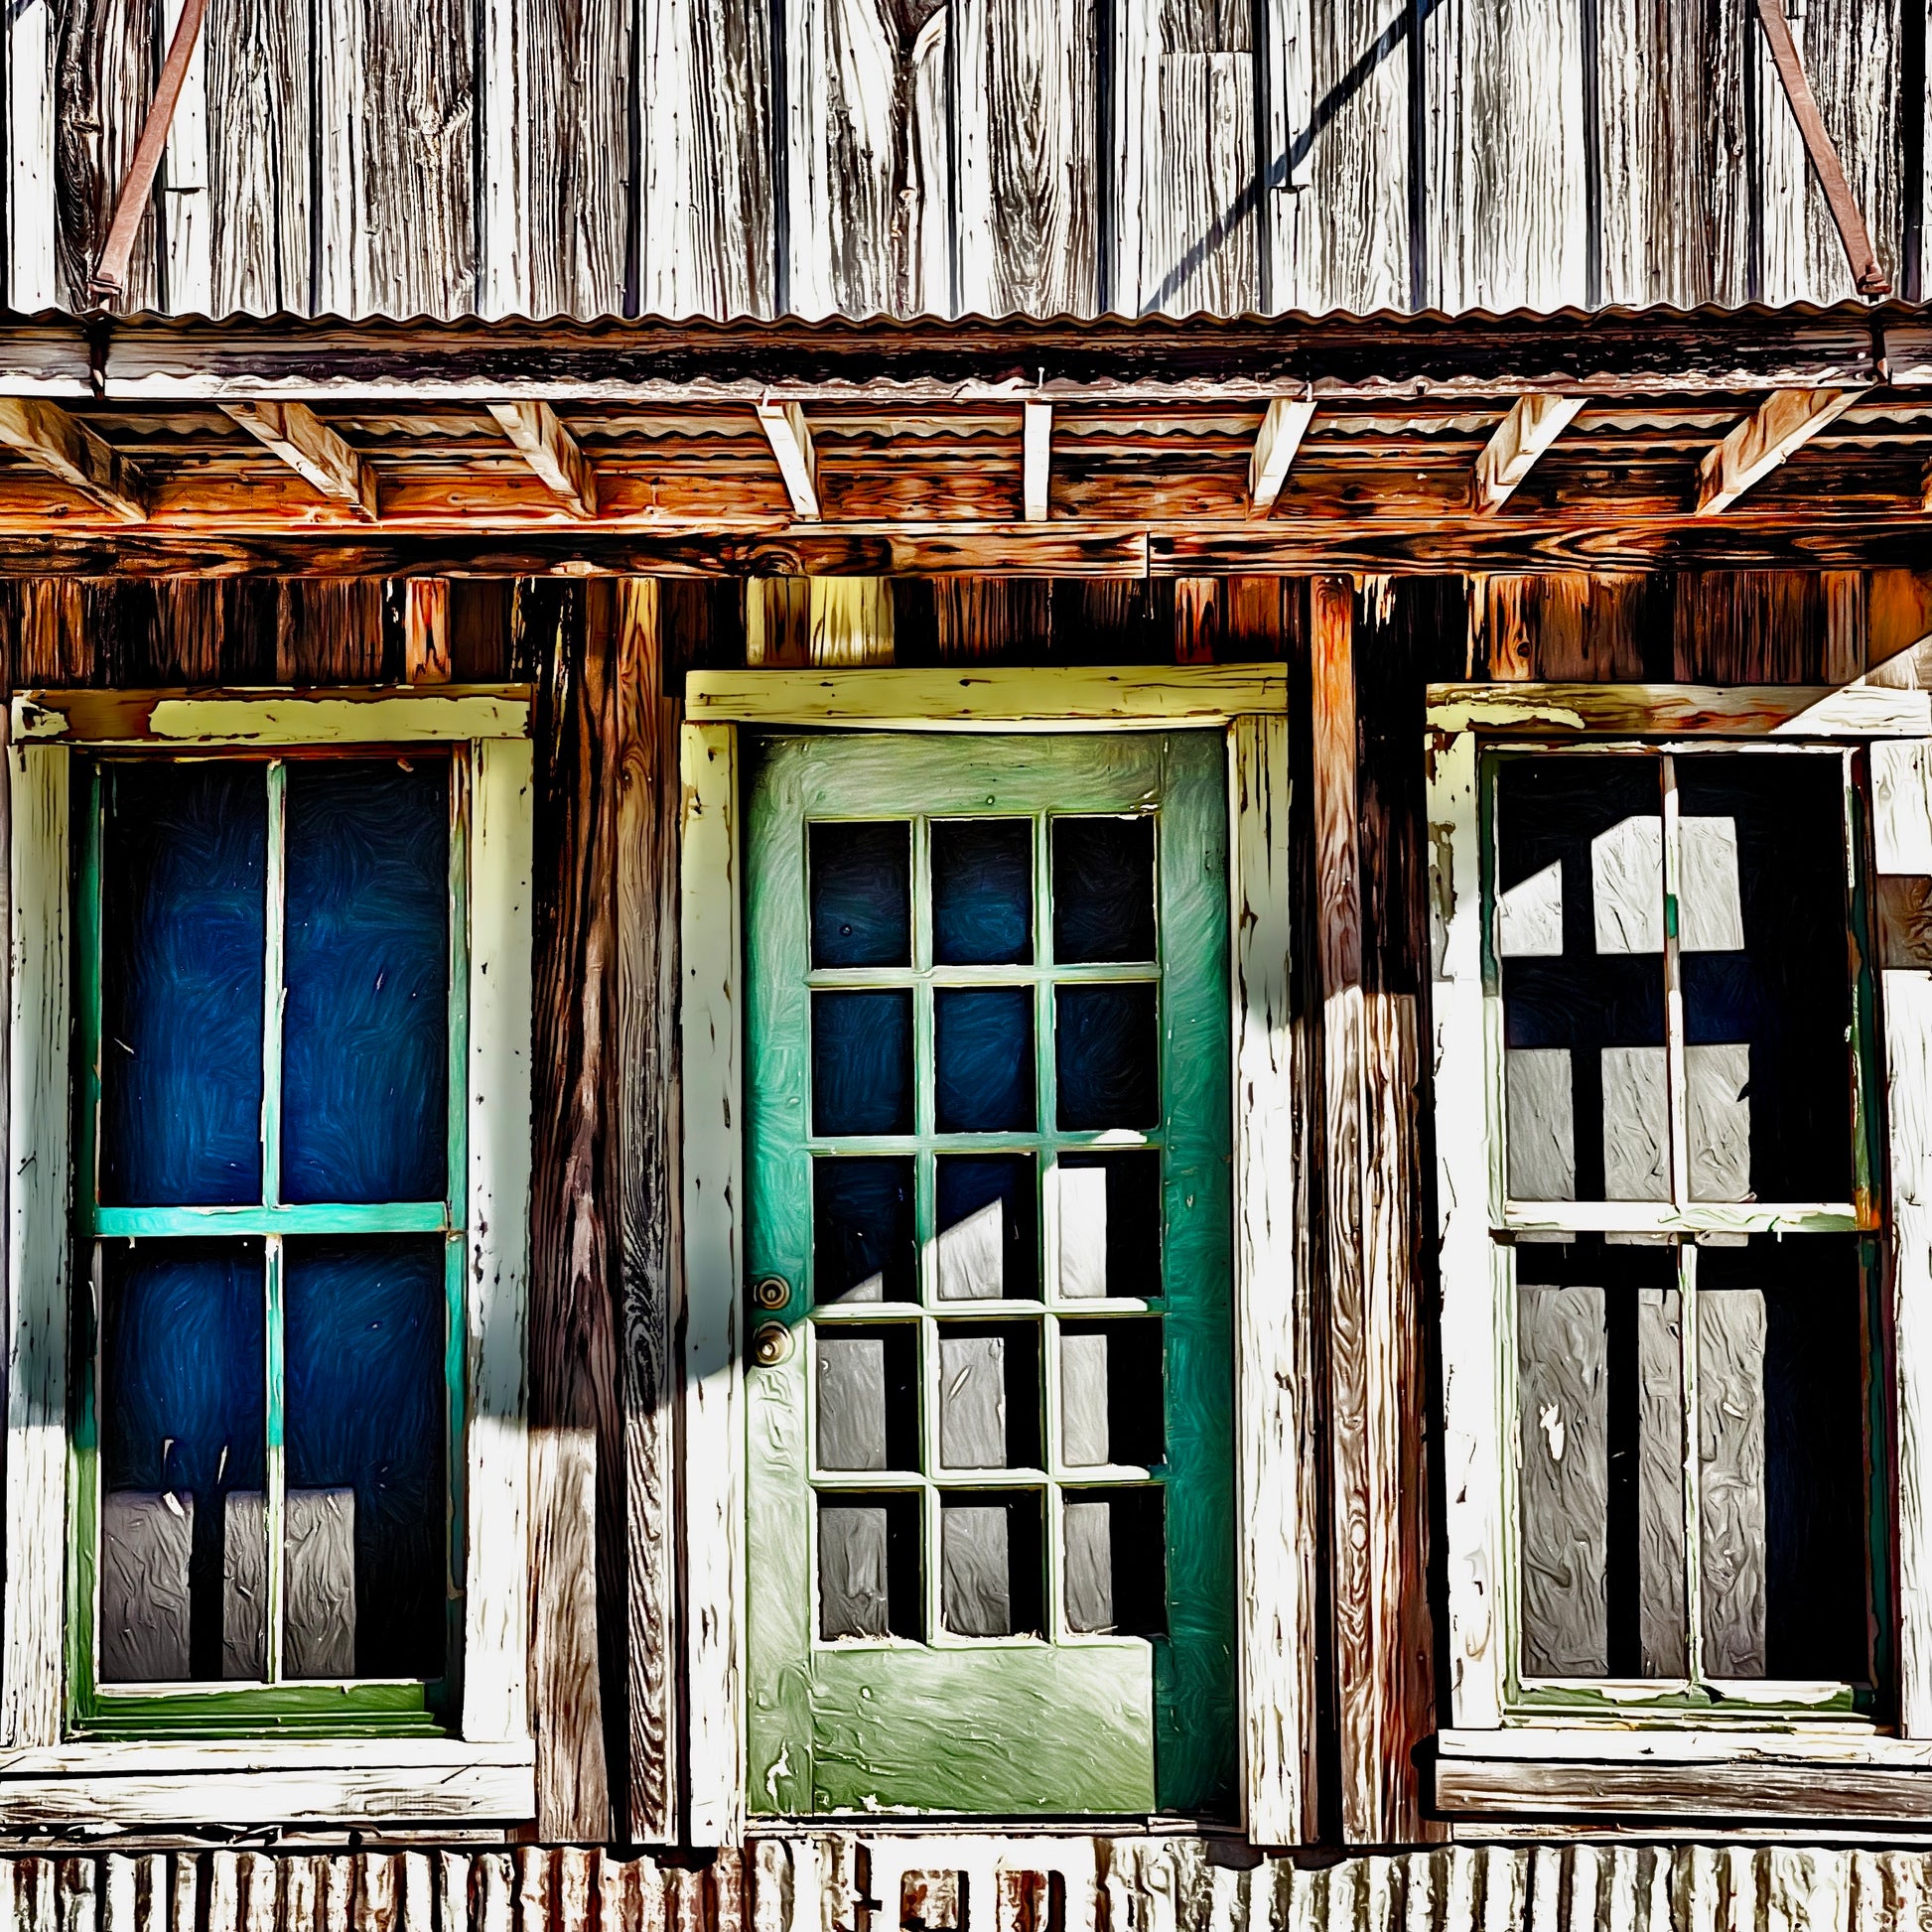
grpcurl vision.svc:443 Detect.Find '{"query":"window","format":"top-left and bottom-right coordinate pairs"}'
top-left (1429, 684), bottom-right (1919, 1820)
top-left (2, 691), bottom-right (533, 1820)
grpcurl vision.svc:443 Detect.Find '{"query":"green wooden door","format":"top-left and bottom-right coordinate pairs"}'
top-left (744, 731), bottom-right (1235, 1819)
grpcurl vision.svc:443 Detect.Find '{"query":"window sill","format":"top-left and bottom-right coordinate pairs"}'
top-left (1438, 1726), bottom-right (1932, 1826)
top-left (0, 1738), bottom-right (534, 1829)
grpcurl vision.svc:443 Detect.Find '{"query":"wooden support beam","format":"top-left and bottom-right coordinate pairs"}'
top-left (0, 400), bottom-right (147, 522)
top-left (403, 579), bottom-right (451, 683)
top-left (487, 401), bottom-right (599, 519)
top-left (756, 399), bottom-right (819, 520)
top-left (1248, 395), bottom-right (1316, 516)
top-left (220, 400), bottom-right (378, 519)
top-left (1023, 400), bottom-right (1052, 523)
top-left (1696, 388), bottom-right (1860, 514)
top-left (1471, 394), bottom-right (1586, 514)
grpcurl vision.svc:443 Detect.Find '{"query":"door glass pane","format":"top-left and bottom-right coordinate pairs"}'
top-left (811, 822), bottom-right (911, 968)
top-left (1496, 758), bottom-right (1668, 1202)
top-left (932, 819), bottom-right (1033, 965)
top-left (99, 763), bottom-right (267, 1207)
top-left (1515, 1236), bottom-right (1686, 1679)
top-left (1055, 984), bottom-right (1159, 1130)
top-left (1052, 817), bottom-right (1156, 963)
top-left (1059, 1318), bottom-right (1164, 1468)
top-left (938, 1324), bottom-right (1040, 1469)
top-left (99, 1240), bottom-right (265, 1684)
top-left (1064, 1488), bottom-right (1166, 1636)
top-left (1676, 757), bottom-right (1853, 1205)
top-left (1053, 1152), bottom-right (1162, 1299)
top-left (819, 1495), bottom-right (920, 1639)
top-left (1696, 1234), bottom-right (1867, 1682)
top-left (282, 760), bottom-right (450, 1205)
top-left (284, 1238), bottom-right (445, 1680)
top-left (940, 1492), bottom-right (1043, 1636)
top-left (934, 987), bottom-right (1035, 1133)
top-left (814, 1157), bottom-right (915, 1304)
top-left (815, 1326), bottom-right (919, 1471)
top-left (934, 1155), bottom-right (1037, 1301)
top-left (812, 990), bottom-right (913, 1135)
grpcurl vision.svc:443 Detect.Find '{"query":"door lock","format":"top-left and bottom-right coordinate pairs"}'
top-left (753, 1275), bottom-right (791, 1311)
top-left (751, 1320), bottom-right (792, 1367)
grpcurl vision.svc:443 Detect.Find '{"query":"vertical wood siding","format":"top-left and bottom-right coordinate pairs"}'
top-left (27, 0), bottom-right (1922, 317)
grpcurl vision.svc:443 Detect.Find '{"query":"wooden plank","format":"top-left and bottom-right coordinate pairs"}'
top-left (11, 689), bottom-right (532, 746)
top-left (0, 1763), bottom-right (532, 1827)
top-left (0, 403), bottom-right (147, 523)
top-left (1248, 397), bottom-right (1315, 517)
top-left (404, 581), bottom-right (451, 684)
top-left (463, 733), bottom-right (535, 1755)
top-left (687, 663), bottom-right (1286, 727)
top-left (1228, 713), bottom-right (1315, 1844)
top-left (615, 582), bottom-right (682, 1843)
top-left (1471, 396), bottom-right (1587, 515)
top-left (2, 744), bottom-right (65, 1750)
top-left (1696, 389), bottom-right (1863, 514)
top-left (756, 403), bottom-right (819, 520)
top-left (807, 580), bottom-right (894, 666)
top-left (680, 720), bottom-right (745, 1845)
top-left (486, 403), bottom-right (599, 520)
top-left (1424, 682), bottom-right (1932, 739)
top-left (206, 0), bottom-right (312, 314)
top-left (528, 584), bottom-right (621, 1841)
top-left (158, 0), bottom-right (212, 313)
top-left (638, 0), bottom-right (775, 318)
top-left (1022, 402), bottom-right (1051, 524)
top-left (7, 0), bottom-right (60, 311)
top-left (219, 402), bottom-right (378, 519)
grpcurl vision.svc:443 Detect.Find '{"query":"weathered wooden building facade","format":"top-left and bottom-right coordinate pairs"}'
top-left (0, 4), bottom-right (1929, 1931)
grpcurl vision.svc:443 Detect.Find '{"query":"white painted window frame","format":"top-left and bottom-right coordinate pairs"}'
top-left (0, 689), bottom-right (536, 1827)
top-left (677, 664), bottom-right (1314, 1846)
top-left (1429, 680), bottom-right (1932, 1825)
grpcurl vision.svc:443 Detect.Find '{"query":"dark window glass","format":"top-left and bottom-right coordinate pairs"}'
top-left (937, 1323), bottom-right (1040, 1469)
top-left (934, 988), bottom-right (1035, 1133)
top-left (819, 1495), bottom-right (922, 1640)
top-left (1055, 1151), bottom-right (1163, 1299)
top-left (284, 1239), bottom-right (446, 1681)
top-left (932, 819), bottom-right (1033, 965)
top-left (99, 1241), bottom-right (266, 1683)
top-left (100, 764), bottom-right (267, 1206)
top-left (283, 761), bottom-right (450, 1205)
top-left (810, 821), bottom-right (911, 968)
top-left (940, 1491), bottom-right (1043, 1637)
top-left (815, 1325), bottom-right (920, 1472)
top-left (812, 991), bottom-right (914, 1136)
top-left (1055, 984), bottom-right (1159, 1130)
top-left (935, 1154), bottom-right (1037, 1300)
top-left (1052, 817), bottom-right (1156, 963)
top-left (813, 1157), bottom-right (915, 1304)
top-left (1064, 1487), bottom-right (1166, 1636)
top-left (1058, 1317), bottom-right (1164, 1467)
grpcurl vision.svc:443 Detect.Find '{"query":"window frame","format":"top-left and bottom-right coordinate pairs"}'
top-left (1430, 679), bottom-right (1932, 1824)
top-left (676, 664), bottom-right (1312, 1845)
top-left (0, 687), bottom-right (535, 1825)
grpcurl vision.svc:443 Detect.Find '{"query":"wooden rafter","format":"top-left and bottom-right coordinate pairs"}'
top-left (487, 401), bottom-right (599, 518)
top-left (1023, 400), bottom-right (1052, 522)
top-left (757, 399), bottom-right (819, 520)
top-left (221, 400), bottom-right (379, 518)
top-left (0, 399), bottom-right (147, 521)
top-left (1696, 388), bottom-right (1861, 514)
top-left (1751, 0), bottom-right (1890, 297)
top-left (1248, 396), bottom-right (1316, 517)
top-left (1471, 394), bottom-right (1586, 514)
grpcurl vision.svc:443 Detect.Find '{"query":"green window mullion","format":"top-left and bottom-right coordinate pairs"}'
top-left (259, 762), bottom-right (289, 1687)
top-left (263, 1232), bottom-right (287, 1686)
top-left (262, 759), bottom-right (287, 1212)
top-left (77, 765), bottom-right (105, 1218)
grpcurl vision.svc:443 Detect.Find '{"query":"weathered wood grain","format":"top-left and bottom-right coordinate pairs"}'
top-left (206, 0), bottom-right (313, 315)
top-left (1471, 398), bottom-right (1587, 516)
top-left (528, 581), bottom-right (621, 1840)
top-left (615, 581), bottom-right (683, 1843)
top-left (156, 0), bottom-right (212, 314)
top-left (1697, 390), bottom-right (1862, 514)
top-left (219, 403), bottom-right (377, 518)
top-left (54, 0), bottom-right (160, 312)
top-left (403, 578), bottom-right (450, 682)
top-left (8, 0), bottom-right (61, 311)
top-left (0, 404), bottom-right (146, 523)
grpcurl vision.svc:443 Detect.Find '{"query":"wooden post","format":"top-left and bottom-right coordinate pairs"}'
top-left (1311, 574), bottom-right (1438, 1845)
top-left (528, 581), bottom-right (623, 1840)
top-left (404, 580), bottom-right (451, 684)
top-left (615, 581), bottom-right (682, 1844)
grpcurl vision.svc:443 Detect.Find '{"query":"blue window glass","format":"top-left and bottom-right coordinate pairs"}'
top-left (285, 1239), bottom-right (446, 1681)
top-left (1055, 984), bottom-right (1159, 1130)
top-left (282, 761), bottom-right (450, 1205)
top-left (1052, 817), bottom-right (1156, 964)
top-left (812, 991), bottom-right (914, 1136)
top-left (811, 822), bottom-right (911, 968)
top-left (931, 820), bottom-right (1033, 965)
top-left (99, 1241), bottom-right (266, 1683)
top-left (934, 987), bottom-right (1035, 1133)
top-left (99, 763), bottom-right (267, 1206)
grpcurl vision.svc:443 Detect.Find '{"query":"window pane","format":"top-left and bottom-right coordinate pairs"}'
top-left (1053, 1152), bottom-right (1162, 1299)
top-left (1515, 1236), bottom-right (1686, 1679)
top-left (1676, 756), bottom-right (1853, 1204)
top-left (1063, 1488), bottom-right (1166, 1636)
top-left (940, 1491), bottom-right (1043, 1637)
top-left (284, 1239), bottom-right (446, 1681)
top-left (934, 1154), bottom-right (1037, 1301)
top-left (282, 761), bottom-right (450, 1205)
top-left (815, 1326), bottom-right (919, 1472)
top-left (814, 1157), bottom-right (915, 1304)
top-left (1496, 758), bottom-right (1667, 1202)
top-left (819, 1495), bottom-right (921, 1640)
top-left (934, 988), bottom-right (1035, 1133)
top-left (1055, 984), bottom-right (1159, 1130)
top-left (1052, 817), bottom-right (1156, 963)
top-left (932, 819), bottom-right (1033, 966)
top-left (100, 1241), bottom-right (265, 1683)
top-left (810, 821), bottom-right (911, 969)
top-left (1058, 1318), bottom-right (1164, 1468)
top-left (812, 991), bottom-right (913, 1136)
top-left (937, 1324), bottom-right (1040, 1469)
top-left (1696, 1235), bottom-right (1868, 1682)
top-left (99, 763), bottom-right (266, 1207)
